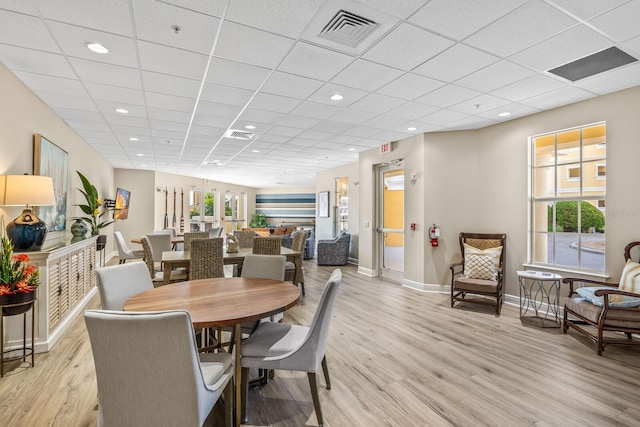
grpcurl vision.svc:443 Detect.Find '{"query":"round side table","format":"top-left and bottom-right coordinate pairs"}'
top-left (517, 270), bottom-right (563, 328)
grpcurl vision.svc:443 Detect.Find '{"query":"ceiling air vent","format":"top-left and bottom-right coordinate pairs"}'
top-left (318, 9), bottom-right (379, 48)
top-left (548, 46), bottom-right (638, 82)
top-left (224, 129), bottom-right (254, 140)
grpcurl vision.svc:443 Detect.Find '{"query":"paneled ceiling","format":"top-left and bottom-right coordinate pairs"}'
top-left (1, 0), bottom-right (639, 187)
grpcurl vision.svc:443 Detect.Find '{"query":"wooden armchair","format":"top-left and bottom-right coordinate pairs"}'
top-left (450, 232), bottom-right (506, 315)
top-left (563, 241), bottom-right (640, 355)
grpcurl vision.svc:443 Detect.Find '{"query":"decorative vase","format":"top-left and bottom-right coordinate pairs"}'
top-left (0, 291), bottom-right (36, 316)
top-left (70, 219), bottom-right (88, 243)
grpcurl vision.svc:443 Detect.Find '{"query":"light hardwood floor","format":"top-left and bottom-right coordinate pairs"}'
top-left (1, 259), bottom-right (640, 426)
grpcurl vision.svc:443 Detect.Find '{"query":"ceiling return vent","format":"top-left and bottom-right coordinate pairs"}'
top-left (318, 9), bottom-right (379, 48)
top-left (547, 46), bottom-right (638, 82)
top-left (224, 129), bottom-right (254, 140)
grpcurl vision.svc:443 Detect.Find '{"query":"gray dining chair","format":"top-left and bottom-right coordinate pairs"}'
top-left (85, 310), bottom-right (234, 427)
top-left (144, 233), bottom-right (172, 269)
top-left (113, 231), bottom-right (144, 264)
top-left (240, 269), bottom-right (342, 426)
top-left (96, 262), bottom-right (153, 310)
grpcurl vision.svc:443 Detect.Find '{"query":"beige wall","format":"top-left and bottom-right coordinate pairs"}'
top-left (0, 63), bottom-right (115, 252)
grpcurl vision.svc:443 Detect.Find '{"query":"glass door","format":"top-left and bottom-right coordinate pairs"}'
top-left (334, 176), bottom-right (348, 234)
top-left (189, 187), bottom-right (217, 232)
top-left (376, 165), bottom-right (404, 280)
top-left (224, 191), bottom-right (246, 233)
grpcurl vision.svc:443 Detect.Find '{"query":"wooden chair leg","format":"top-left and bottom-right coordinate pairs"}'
top-left (321, 355), bottom-right (331, 390)
top-left (241, 367), bottom-right (249, 423)
top-left (223, 378), bottom-right (234, 427)
top-left (307, 372), bottom-right (324, 427)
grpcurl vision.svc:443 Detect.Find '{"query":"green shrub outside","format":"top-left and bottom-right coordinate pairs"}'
top-left (548, 201), bottom-right (605, 232)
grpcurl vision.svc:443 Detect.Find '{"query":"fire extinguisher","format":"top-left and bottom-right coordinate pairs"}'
top-left (428, 224), bottom-right (440, 247)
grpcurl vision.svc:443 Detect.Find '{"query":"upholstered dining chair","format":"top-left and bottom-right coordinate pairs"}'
top-left (84, 310), bottom-right (234, 427)
top-left (189, 238), bottom-right (225, 280)
top-left (240, 269), bottom-right (342, 426)
top-left (563, 241), bottom-right (640, 355)
top-left (152, 228), bottom-right (175, 236)
top-left (450, 232), bottom-right (507, 315)
top-left (252, 236), bottom-right (282, 255)
top-left (209, 226), bottom-right (223, 238)
top-left (140, 236), bottom-right (187, 286)
top-left (234, 230), bottom-right (256, 248)
top-left (184, 231), bottom-right (209, 251)
top-left (285, 231), bottom-right (307, 295)
top-left (96, 262), bottom-right (153, 310)
top-left (113, 231), bottom-right (144, 264)
top-left (144, 233), bottom-right (172, 269)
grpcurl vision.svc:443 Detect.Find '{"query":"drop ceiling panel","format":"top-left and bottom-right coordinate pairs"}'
top-left (267, 125), bottom-right (304, 138)
top-left (491, 74), bottom-right (566, 102)
top-left (311, 121), bottom-right (354, 134)
top-left (376, 73), bottom-right (446, 101)
top-left (455, 60), bottom-right (535, 92)
top-left (248, 93), bottom-right (300, 114)
top-left (348, 93), bottom-right (405, 115)
top-left (261, 71), bottom-right (324, 99)
top-left (69, 58), bottom-right (142, 89)
top-left (419, 109), bottom-right (470, 126)
top-left (226, 0), bottom-right (322, 39)
top-left (465, 1), bottom-right (579, 57)
top-left (141, 71), bottom-right (199, 98)
top-left (276, 114), bottom-right (322, 129)
top-left (307, 82), bottom-right (369, 107)
top-left (13, 72), bottom-right (89, 97)
top-left (448, 93), bottom-right (511, 114)
top-left (238, 108), bottom-right (285, 124)
top-left (200, 83), bottom-right (254, 106)
top-left (290, 101), bottom-right (342, 120)
top-left (386, 101), bottom-right (439, 120)
top-left (589, 1), bottom-right (640, 42)
top-left (412, 44), bottom-right (499, 82)
top-left (53, 108), bottom-right (105, 123)
top-left (573, 61), bottom-right (640, 95)
top-left (550, 0), bottom-right (628, 20)
top-left (277, 41), bottom-right (355, 80)
top-left (84, 82), bottom-right (145, 105)
top-left (0, 10), bottom-right (60, 52)
top-left (362, 114), bottom-right (407, 130)
top-left (519, 85), bottom-right (595, 110)
top-left (160, 0), bottom-right (226, 17)
top-left (138, 41), bottom-right (209, 80)
top-left (36, 92), bottom-right (97, 111)
top-left (32, 0), bottom-right (133, 35)
top-left (363, 23), bottom-right (454, 71)
top-left (331, 59), bottom-right (404, 91)
top-left (0, 45), bottom-right (75, 78)
top-left (414, 85), bottom-right (481, 108)
top-left (0, 1), bottom-right (38, 15)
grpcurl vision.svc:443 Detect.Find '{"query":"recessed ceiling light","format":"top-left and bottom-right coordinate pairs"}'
top-left (141, 164), bottom-right (147, 167)
top-left (407, 127), bottom-right (417, 131)
top-left (348, 147), bottom-right (356, 151)
top-left (86, 42), bottom-right (109, 54)
top-left (245, 125), bottom-right (256, 130)
top-left (330, 94), bottom-right (343, 101)
top-left (252, 149), bottom-right (260, 153)
top-left (498, 111), bottom-right (511, 117)
top-left (136, 153), bottom-right (144, 157)
top-left (115, 108), bottom-right (129, 114)
top-left (129, 137), bottom-right (139, 141)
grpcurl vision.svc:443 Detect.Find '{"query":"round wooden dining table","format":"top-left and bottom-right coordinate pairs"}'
top-left (123, 277), bottom-right (300, 427)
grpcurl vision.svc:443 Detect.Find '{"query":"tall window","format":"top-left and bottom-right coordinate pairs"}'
top-left (530, 122), bottom-right (606, 271)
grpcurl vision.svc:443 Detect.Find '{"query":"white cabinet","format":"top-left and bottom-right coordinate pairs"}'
top-left (5, 237), bottom-right (98, 353)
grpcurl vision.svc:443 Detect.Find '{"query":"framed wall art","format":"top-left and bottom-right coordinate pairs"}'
top-left (318, 191), bottom-right (329, 218)
top-left (33, 134), bottom-right (69, 232)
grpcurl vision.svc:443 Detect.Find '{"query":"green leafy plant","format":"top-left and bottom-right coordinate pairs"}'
top-left (74, 171), bottom-right (114, 236)
top-left (0, 237), bottom-right (39, 296)
top-left (249, 213), bottom-right (268, 228)
top-left (548, 201), bottom-right (605, 232)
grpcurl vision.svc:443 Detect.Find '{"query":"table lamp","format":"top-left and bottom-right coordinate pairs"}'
top-left (0, 174), bottom-right (56, 251)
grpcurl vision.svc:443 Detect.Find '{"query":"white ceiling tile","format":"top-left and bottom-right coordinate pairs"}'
top-left (549, 0), bottom-right (628, 20)
top-left (306, 83), bottom-right (369, 106)
top-left (448, 94), bottom-right (511, 115)
top-left (348, 93), bottom-right (405, 115)
top-left (363, 23), bottom-right (454, 71)
top-left (369, 130), bottom-right (413, 142)
top-left (414, 84), bottom-right (481, 108)
top-left (198, 101), bottom-right (242, 119)
top-left (448, 115), bottom-right (498, 130)
top-left (409, 0), bottom-right (528, 41)
top-left (465, 1), bottom-right (579, 57)
top-left (311, 121), bottom-right (354, 134)
top-left (257, 134), bottom-right (290, 144)
top-left (573, 61), bottom-right (640, 95)
top-left (287, 138), bottom-right (321, 148)
top-left (330, 110), bottom-right (378, 125)
top-left (192, 115), bottom-right (230, 128)
top-left (103, 114), bottom-right (149, 128)
top-left (32, 0), bottom-right (133, 35)
top-left (477, 102), bottom-right (541, 121)
top-left (519, 85), bottom-right (596, 110)
top-left (261, 71), bottom-right (324, 99)
top-left (0, 45), bottom-right (75, 78)
top-left (275, 114), bottom-right (321, 129)
top-left (0, 1), bottom-right (38, 15)
top-left (36, 92), bottom-right (97, 111)
top-left (589, 1), bottom-right (640, 42)
top-left (376, 73), bottom-right (446, 100)
top-left (146, 92), bottom-right (195, 113)
top-left (226, 0), bottom-right (322, 38)
top-left (147, 108), bottom-right (192, 124)
top-left (215, 21), bottom-right (295, 69)
top-left (327, 134), bottom-right (361, 144)
top-left (362, 0), bottom-right (426, 19)
top-left (418, 109), bottom-right (470, 126)
top-left (413, 44), bottom-right (499, 82)
top-left (13, 71), bottom-right (88, 97)
top-left (142, 71), bottom-right (199, 98)
top-left (623, 35), bottom-right (640, 59)
top-left (455, 60), bottom-right (535, 92)
top-left (149, 120), bottom-right (188, 133)
top-left (84, 82), bottom-right (145, 105)
top-left (509, 25), bottom-right (613, 72)
top-left (238, 108), bottom-right (285, 124)
top-left (161, 0), bottom-right (226, 17)
top-left (0, 11), bottom-right (59, 52)
top-left (362, 115), bottom-right (407, 130)
top-left (53, 108), bottom-right (105, 123)
top-left (138, 41), bottom-right (209, 80)
top-left (297, 130), bottom-right (335, 141)
top-left (199, 83), bottom-right (254, 106)
top-left (290, 101), bottom-right (342, 120)
top-left (278, 41), bottom-right (354, 80)
top-left (267, 126), bottom-right (304, 138)
top-left (70, 58), bottom-right (142, 89)
top-left (65, 119), bottom-right (110, 132)
top-left (386, 102), bottom-right (439, 120)
top-left (206, 57), bottom-right (271, 90)
top-left (331, 59), bottom-right (404, 91)
top-left (132, 0), bottom-right (220, 54)
top-left (491, 74), bottom-right (566, 102)
top-left (248, 93), bottom-right (300, 113)
top-left (47, 21), bottom-right (138, 67)
top-left (97, 101), bottom-right (147, 118)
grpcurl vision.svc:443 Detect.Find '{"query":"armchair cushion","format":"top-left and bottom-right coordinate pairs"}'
top-left (619, 259), bottom-right (640, 293)
top-left (575, 286), bottom-right (640, 308)
top-left (565, 297), bottom-right (640, 329)
top-left (464, 254), bottom-right (497, 280)
top-left (463, 243), bottom-right (502, 273)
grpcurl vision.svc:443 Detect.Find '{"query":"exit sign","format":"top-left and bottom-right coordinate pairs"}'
top-left (380, 142), bottom-right (391, 154)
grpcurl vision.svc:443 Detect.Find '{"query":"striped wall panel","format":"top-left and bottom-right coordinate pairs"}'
top-left (256, 193), bottom-right (316, 219)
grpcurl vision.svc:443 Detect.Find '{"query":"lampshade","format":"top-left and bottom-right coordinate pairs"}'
top-left (0, 174), bottom-right (56, 251)
top-left (0, 174), bottom-right (56, 206)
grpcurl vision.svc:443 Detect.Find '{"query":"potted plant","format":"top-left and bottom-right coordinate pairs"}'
top-left (249, 213), bottom-right (268, 228)
top-left (0, 236), bottom-right (40, 315)
top-left (74, 171), bottom-right (114, 249)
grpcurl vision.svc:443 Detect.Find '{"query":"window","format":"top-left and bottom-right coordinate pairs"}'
top-left (530, 122), bottom-right (606, 271)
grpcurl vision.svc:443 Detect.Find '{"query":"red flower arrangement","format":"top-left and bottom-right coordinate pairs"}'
top-left (0, 237), bottom-right (40, 297)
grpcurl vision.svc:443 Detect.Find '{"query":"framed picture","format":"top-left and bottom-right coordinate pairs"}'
top-left (318, 191), bottom-right (329, 218)
top-left (33, 134), bottom-right (69, 232)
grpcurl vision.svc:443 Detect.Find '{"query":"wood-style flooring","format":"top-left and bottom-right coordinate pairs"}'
top-left (1, 259), bottom-right (640, 426)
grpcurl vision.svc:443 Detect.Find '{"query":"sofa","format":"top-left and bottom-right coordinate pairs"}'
top-left (317, 231), bottom-right (350, 265)
top-left (281, 230), bottom-right (315, 260)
